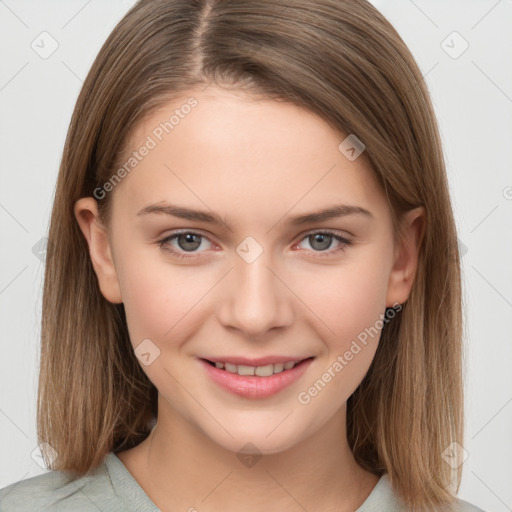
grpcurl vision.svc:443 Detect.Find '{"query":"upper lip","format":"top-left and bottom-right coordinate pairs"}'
top-left (201, 355), bottom-right (313, 367)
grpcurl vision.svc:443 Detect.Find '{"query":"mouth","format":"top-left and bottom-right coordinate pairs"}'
top-left (198, 356), bottom-right (315, 399)
top-left (201, 357), bottom-right (314, 377)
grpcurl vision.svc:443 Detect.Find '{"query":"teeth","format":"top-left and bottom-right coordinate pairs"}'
top-left (273, 363), bottom-right (284, 373)
top-left (255, 364), bottom-right (273, 377)
top-left (238, 365), bottom-right (255, 376)
top-left (225, 362), bottom-right (237, 373)
top-left (213, 360), bottom-right (300, 376)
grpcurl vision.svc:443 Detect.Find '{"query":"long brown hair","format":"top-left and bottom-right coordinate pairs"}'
top-left (38, 1), bottom-right (464, 510)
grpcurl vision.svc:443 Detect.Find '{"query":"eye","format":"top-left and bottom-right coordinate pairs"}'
top-left (295, 230), bottom-right (352, 257)
top-left (157, 229), bottom-right (352, 260)
top-left (158, 231), bottom-right (214, 260)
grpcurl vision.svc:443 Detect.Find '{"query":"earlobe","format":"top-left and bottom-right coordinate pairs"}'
top-left (74, 197), bottom-right (123, 304)
top-left (385, 206), bottom-right (425, 307)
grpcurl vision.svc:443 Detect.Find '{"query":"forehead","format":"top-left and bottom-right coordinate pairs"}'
top-left (110, 86), bottom-right (386, 221)
top-left (128, 86), bottom-right (343, 158)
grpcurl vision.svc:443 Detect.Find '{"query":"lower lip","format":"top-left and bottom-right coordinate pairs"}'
top-left (199, 357), bottom-right (314, 399)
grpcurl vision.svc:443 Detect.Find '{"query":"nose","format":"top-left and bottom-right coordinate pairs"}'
top-left (217, 249), bottom-right (294, 339)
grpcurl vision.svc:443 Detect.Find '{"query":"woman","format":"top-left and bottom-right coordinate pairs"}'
top-left (0, 1), bottom-right (485, 510)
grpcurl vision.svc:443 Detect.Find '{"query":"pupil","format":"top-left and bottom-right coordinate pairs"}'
top-left (179, 233), bottom-right (201, 251)
top-left (311, 233), bottom-right (331, 251)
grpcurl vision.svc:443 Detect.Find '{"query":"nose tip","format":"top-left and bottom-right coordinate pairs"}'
top-left (217, 255), bottom-right (294, 339)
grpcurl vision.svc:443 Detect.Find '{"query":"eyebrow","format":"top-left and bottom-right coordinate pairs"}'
top-left (136, 201), bottom-right (373, 230)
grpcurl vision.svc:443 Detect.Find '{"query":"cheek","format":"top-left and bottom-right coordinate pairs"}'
top-left (117, 249), bottom-right (213, 347)
top-left (303, 252), bottom-right (392, 349)
top-left (295, 256), bottom-right (392, 414)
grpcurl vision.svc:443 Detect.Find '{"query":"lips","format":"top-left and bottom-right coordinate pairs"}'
top-left (198, 356), bottom-right (314, 399)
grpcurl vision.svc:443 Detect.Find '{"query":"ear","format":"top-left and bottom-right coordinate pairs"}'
top-left (74, 197), bottom-right (123, 304)
top-left (385, 206), bottom-right (425, 307)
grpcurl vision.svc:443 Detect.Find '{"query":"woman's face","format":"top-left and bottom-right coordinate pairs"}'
top-left (77, 86), bottom-right (421, 455)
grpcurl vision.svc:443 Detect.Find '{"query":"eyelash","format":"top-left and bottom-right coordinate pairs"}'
top-left (157, 229), bottom-right (352, 260)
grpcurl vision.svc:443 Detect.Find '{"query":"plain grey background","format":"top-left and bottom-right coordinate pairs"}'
top-left (0, 1), bottom-right (511, 510)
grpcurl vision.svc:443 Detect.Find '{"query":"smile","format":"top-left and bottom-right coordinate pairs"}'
top-left (204, 359), bottom-right (304, 376)
top-left (198, 357), bottom-right (315, 399)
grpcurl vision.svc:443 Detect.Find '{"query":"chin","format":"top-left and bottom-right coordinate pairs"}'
top-left (197, 412), bottom-right (315, 458)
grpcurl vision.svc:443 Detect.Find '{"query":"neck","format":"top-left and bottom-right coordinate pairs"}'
top-left (118, 397), bottom-right (380, 512)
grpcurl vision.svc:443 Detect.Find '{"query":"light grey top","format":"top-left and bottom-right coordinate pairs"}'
top-left (0, 453), bottom-right (485, 511)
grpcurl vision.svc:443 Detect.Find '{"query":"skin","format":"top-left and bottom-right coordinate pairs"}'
top-left (75, 85), bottom-right (424, 512)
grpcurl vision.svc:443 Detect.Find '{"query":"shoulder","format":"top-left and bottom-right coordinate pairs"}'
top-left (0, 456), bottom-right (117, 511)
top-left (452, 497), bottom-right (487, 512)
top-left (358, 473), bottom-right (487, 512)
